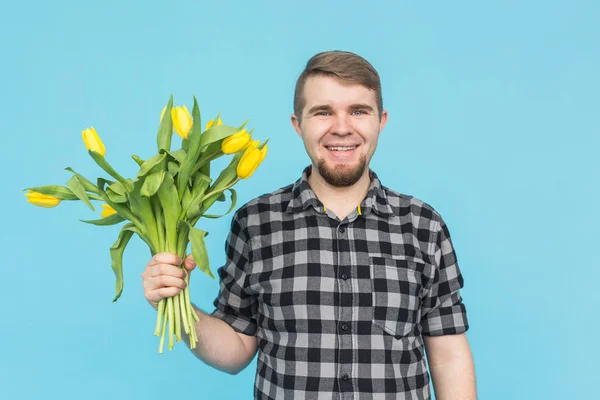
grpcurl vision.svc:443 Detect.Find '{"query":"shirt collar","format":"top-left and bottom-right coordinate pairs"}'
top-left (285, 165), bottom-right (394, 217)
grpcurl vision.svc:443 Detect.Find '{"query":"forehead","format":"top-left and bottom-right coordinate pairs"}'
top-left (302, 75), bottom-right (377, 110)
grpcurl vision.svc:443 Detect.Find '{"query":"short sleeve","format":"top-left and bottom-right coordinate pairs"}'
top-left (211, 211), bottom-right (258, 336)
top-left (420, 215), bottom-right (469, 336)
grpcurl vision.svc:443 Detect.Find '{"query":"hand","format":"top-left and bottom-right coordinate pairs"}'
top-left (141, 252), bottom-right (196, 309)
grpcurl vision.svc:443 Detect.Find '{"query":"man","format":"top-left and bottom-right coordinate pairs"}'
top-left (142, 51), bottom-right (476, 399)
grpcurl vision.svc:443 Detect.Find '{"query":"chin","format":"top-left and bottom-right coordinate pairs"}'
top-left (316, 156), bottom-right (367, 187)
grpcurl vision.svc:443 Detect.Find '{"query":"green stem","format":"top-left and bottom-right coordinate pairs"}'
top-left (152, 199), bottom-right (166, 251)
top-left (180, 275), bottom-right (190, 335)
top-left (154, 298), bottom-right (165, 336)
top-left (174, 291), bottom-right (182, 342)
top-left (193, 150), bottom-right (223, 173)
top-left (198, 178), bottom-right (239, 204)
top-left (167, 296), bottom-right (175, 350)
top-left (159, 308), bottom-right (168, 353)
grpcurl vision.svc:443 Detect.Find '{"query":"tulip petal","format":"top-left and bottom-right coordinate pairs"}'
top-left (24, 185), bottom-right (79, 200)
top-left (199, 125), bottom-right (239, 152)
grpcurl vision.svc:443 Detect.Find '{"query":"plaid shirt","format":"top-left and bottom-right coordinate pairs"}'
top-left (212, 166), bottom-right (469, 399)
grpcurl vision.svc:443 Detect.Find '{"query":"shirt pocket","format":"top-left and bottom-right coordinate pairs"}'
top-left (370, 256), bottom-right (424, 339)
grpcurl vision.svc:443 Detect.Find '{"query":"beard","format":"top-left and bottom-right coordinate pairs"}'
top-left (316, 154), bottom-right (368, 187)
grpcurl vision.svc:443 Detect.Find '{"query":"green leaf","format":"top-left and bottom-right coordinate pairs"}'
top-left (202, 189), bottom-right (237, 219)
top-left (80, 213), bottom-right (126, 226)
top-left (176, 98), bottom-right (204, 200)
top-left (141, 171), bottom-right (166, 197)
top-left (191, 173), bottom-right (212, 198)
top-left (176, 220), bottom-right (191, 258)
top-left (65, 168), bottom-right (99, 194)
top-left (106, 182), bottom-right (128, 203)
top-left (165, 149), bottom-right (186, 164)
top-left (97, 178), bottom-right (142, 228)
top-left (131, 155), bottom-right (145, 166)
top-left (157, 173), bottom-right (181, 252)
top-left (181, 186), bottom-right (192, 213)
top-left (199, 125), bottom-right (239, 152)
top-left (128, 179), bottom-right (159, 250)
top-left (66, 176), bottom-right (95, 211)
top-left (137, 152), bottom-right (166, 177)
top-left (157, 95), bottom-right (174, 152)
top-left (237, 119), bottom-right (250, 130)
top-left (24, 185), bottom-right (78, 200)
top-left (110, 223), bottom-right (135, 302)
top-left (183, 173), bottom-right (212, 220)
top-left (88, 151), bottom-right (128, 186)
top-left (167, 161), bottom-right (180, 176)
top-left (187, 223), bottom-right (214, 279)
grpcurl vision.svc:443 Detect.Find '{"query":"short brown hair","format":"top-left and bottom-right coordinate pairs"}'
top-left (293, 51), bottom-right (383, 121)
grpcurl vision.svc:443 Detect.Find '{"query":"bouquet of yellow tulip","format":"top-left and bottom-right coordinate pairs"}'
top-left (24, 96), bottom-right (267, 353)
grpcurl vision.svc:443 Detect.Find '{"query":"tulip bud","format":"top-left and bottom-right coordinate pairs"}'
top-left (221, 129), bottom-right (251, 154)
top-left (101, 204), bottom-right (117, 218)
top-left (237, 141), bottom-right (267, 179)
top-left (205, 116), bottom-right (223, 130)
top-left (171, 106), bottom-right (193, 139)
top-left (24, 191), bottom-right (61, 208)
top-left (82, 127), bottom-right (106, 156)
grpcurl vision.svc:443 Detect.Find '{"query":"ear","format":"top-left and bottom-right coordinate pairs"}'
top-left (379, 109), bottom-right (388, 132)
top-left (291, 114), bottom-right (302, 137)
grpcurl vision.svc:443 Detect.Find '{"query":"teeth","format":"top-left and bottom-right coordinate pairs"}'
top-left (327, 146), bottom-right (356, 151)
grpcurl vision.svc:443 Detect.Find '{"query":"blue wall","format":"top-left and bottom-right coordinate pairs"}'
top-left (2, 1), bottom-right (598, 399)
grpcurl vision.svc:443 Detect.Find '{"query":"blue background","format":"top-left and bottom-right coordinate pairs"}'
top-left (2, 1), bottom-right (598, 399)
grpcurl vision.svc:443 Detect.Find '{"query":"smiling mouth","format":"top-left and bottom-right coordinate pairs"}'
top-left (325, 145), bottom-right (358, 152)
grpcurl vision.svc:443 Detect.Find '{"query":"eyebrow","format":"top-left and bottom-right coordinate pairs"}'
top-left (307, 103), bottom-right (375, 114)
top-left (307, 104), bottom-right (334, 114)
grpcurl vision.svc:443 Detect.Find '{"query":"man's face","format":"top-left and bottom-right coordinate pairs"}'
top-left (291, 75), bottom-right (388, 187)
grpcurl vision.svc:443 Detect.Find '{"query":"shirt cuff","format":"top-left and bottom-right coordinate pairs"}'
top-left (211, 308), bottom-right (258, 336)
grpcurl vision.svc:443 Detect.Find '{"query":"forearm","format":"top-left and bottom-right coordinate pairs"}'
top-left (182, 305), bottom-right (255, 375)
top-left (429, 356), bottom-right (476, 400)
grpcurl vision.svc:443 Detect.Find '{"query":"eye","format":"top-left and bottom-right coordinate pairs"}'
top-left (316, 111), bottom-right (330, 116)
top-left (352, 110), bottom-right (366, 115)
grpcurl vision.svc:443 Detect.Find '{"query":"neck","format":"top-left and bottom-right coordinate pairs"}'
top-left (307, 165), bottom-right (371, 215)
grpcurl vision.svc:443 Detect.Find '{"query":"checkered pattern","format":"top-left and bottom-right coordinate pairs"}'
top-left (212, 166), bottom-right (469, 399)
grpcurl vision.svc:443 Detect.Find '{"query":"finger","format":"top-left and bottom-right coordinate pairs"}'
top-left (184, 255), bottom-right (196, 271)
top-left (144, 273), bottom-right (187, 290)
top-left (145, 263), bottom-right (186, 279)
top-left (149, 252), bottom-right (182, 267)
top-left (146, 286), bottom-right (184, 304)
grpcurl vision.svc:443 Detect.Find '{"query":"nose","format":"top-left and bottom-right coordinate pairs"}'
top-left (331, 113), bottom-right (352, 136)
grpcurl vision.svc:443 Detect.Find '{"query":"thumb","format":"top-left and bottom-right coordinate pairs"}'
top-left (184, 254), bottom-right (196, 272)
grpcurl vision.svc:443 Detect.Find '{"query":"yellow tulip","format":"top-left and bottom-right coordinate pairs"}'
top-left (205, 116), bottom-right (223, 130)
top-left (221, 129), bottom-right (251, 154)
top-left (24, 191), bottom-right (61, 208)
top-left (101, 204), bottom-right (117, 218)
top-left (82, 127), bottom-right (106, 156)
top-left (237, 141), bottom-right (267, 179)
top-left (171, 106), bottom-right (193, 139)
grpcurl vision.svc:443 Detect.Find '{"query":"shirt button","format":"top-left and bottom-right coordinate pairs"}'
top-left (338, 226), bottom-right (345, 234)
top-left (341, 323), bottom-right (348, 331)
top-left (341, 273), bottom-right (349, 280)
top-left (341, 373), bottom-right (349, 381)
